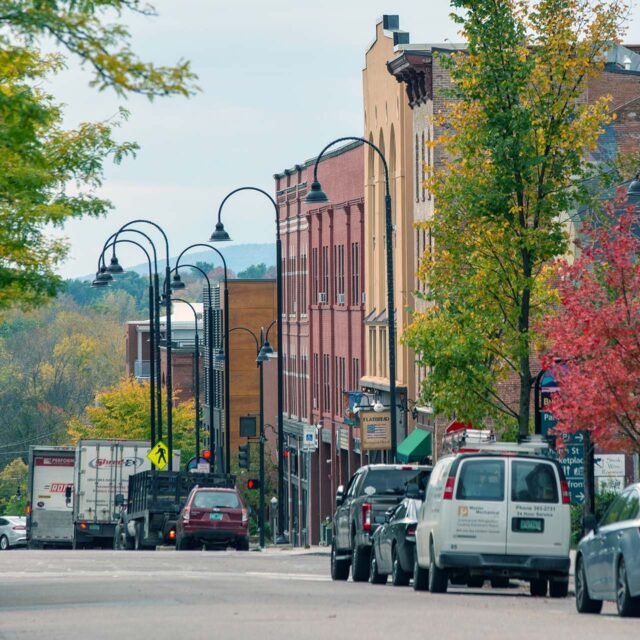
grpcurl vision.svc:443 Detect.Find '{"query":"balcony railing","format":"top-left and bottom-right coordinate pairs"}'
top-left (134, 360), bottom-right (150, 379)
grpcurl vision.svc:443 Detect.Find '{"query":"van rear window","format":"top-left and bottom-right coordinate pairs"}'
top-left (511, 461), bottom-right (558, 504)
top-left (456, 460), bottom-right (505, 501)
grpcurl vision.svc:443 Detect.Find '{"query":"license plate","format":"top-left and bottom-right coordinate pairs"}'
top-left (209, 513), bottom-right (223, 521)
top-left (89, 524), bottom-right (101, 531)
top-left (512, 517), bottom-right (544, 533)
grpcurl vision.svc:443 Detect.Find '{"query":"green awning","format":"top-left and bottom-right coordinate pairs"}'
top-left (397, 428), bottom-right (432, 463)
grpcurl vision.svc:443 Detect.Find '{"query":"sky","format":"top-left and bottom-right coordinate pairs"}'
top-left (51, 0), bottom-right (640, 278)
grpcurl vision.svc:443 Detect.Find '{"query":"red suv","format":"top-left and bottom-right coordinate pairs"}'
top-left (176, 487), bottom-right (249, 551)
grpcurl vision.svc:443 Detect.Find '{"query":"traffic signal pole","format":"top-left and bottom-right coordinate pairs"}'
top-left (259, 334), bottom-right (266, 550)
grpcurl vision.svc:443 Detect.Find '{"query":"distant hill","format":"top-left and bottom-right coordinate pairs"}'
top-left (79, 243), bottom-right (276, 280)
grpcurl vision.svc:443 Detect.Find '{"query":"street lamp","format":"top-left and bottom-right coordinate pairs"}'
top-left (305, 137), bottom-right (399, 461)
top-left (173, 243), bottom-right (230, 473)
top-left (211, 187), bottom-right (286, 541)
top-left (93, 235), bottom-right (158, 446)
top-left (110, 220), bottom-right (175, 470)
top-left (164, 296), bottom-right (202, 462)
top-left (215, 321), bottom-right (276, 549)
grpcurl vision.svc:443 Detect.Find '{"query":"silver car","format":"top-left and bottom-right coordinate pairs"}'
top-left (575, 483), bottom-right (640, 617)
top-left (0, 516), bottom-right (27, 550)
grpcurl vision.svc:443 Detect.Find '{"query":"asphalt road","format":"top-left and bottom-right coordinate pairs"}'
top-left (0, 548), bottom-right (638, 640)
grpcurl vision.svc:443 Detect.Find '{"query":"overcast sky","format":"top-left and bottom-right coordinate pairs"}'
top-left (52, 0), bottom-right (640, 278)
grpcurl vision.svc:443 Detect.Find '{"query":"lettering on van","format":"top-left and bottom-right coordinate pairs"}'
top-left (454, 505), bottom-right (502, 537)
top-left (514, 504), bottom-right (557, 517)
top-left (88, 457), bottom-right (143, 469)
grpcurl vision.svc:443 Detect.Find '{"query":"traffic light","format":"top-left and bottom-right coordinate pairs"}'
top-left (203, 450), bottom-right (211, 460)
top-left (246, 478), bottom-right (261, 490)
top-left (238, 443), bottom-right (250, 469)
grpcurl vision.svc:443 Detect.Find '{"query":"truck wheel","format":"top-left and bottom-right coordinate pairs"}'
top-left (616, 557), bottom-right (640, 617)
top-left (549, 579), bottom-right (569, 599)
top-left (530, 578), bottom-right (548, 597)
top-left (413, 555), bottom-right (429, 591)
top-left (428, 543), bottom-right (448, 593)
top-left (330, 542), bottom-right (350, 581)
top-left (351, 543), bottom-right (370, 582)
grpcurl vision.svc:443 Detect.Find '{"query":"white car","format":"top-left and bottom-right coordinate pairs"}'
top-left (0, 516), bottom-right (27, 550)
top-left (414, 453), bottom-right (571, 596)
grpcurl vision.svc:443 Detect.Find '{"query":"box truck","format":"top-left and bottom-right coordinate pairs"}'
top-left (26, 446), bottom-right (75, 549)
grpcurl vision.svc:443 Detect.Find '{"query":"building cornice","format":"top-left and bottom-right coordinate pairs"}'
top-left (387, 50), bottom-right (433, 108)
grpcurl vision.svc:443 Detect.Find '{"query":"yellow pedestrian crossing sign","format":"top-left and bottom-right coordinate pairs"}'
top-left (147, 441), bottom-right (169, 470)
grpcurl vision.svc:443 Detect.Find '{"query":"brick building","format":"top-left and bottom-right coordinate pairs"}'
top-left (272, 140), bottom-right (364, 545)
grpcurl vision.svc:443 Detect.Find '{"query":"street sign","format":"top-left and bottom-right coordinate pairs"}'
top-left (549, 431), bottom-right (585, 504)
top-left (539, 371), bottom-right (559, 437)
top-left (147, 441), bottom-right (169, 470)
top-left (302, 425), bottom-right (318, 451)
top-left (594, 454), bottom-right (625, 477)
top-left (360, 410), bottom-right (392, 451)
top-left (186, 457), bottom-right (210, 472)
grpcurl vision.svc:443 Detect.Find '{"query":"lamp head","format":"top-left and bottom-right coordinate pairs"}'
top-left (106, 255), bottom-right (124, 274)
top-left (170, 273), bottom-right (186, 290)
top-left (256, 347), bottom-right (269, 364)
top-left (373, 400), bottom-right (385, 413)
top-left (627, 173), bottom-right (640, 199)
top-left (260, 339), bottom-right (273, 356)
top-left (210, 221), bottom-right (231, 242)
top-left (304, 180), bottom-right (329, 204)
top-left (91, 268), bottom-right (111, 288)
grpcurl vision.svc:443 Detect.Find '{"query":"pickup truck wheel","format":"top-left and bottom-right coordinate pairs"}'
top-left (530, 578), bottom-right (548, 597)
top-left (330, 542), bottom-right (350, 581)
top-left (549, 579), bottom-right (569, 599)
top-left (391, 546), bottom-right (410, 586)
top-left (575, 557), bottom-right (602, 614)
top-left (368, 550), bottom-right (387, 585)
top-left (413, 555), bottom-right (429, 591)
top-left (428, 544), bottom-right (448, 594)
top-left (351, 543), bottom-right (370, 582)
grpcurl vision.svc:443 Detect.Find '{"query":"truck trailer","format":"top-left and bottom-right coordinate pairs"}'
top-left (26, 445), bottom-right (75, 549)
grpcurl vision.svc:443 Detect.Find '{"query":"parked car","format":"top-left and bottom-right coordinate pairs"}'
top-left (414, 453), bottom-right (571, 596)
top-left (331, 464), bottom-right (432, 582)
top-left (0, 516), bottom-right (27, 550)
top-left (369, 485), bottom-right (424, 586)
top-left (176, 487), bottom-right (249, 551)
top-left (575, 482), bottom-right (640, 617)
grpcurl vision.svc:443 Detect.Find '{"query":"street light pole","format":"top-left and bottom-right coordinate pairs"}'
top-left (211, 187), bottom-right (286, 540)
top-left (306, 137), bottom-right (398, 461)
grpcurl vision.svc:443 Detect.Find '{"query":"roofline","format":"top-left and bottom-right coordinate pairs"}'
top-left (273, 140), bottom-right (364, 180)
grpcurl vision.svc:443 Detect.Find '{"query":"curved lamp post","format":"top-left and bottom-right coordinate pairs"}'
top-left (211, 187), bottom-right (286, 540)
top-left (173, 243), bottom-right (230, 473)
top-left (305, 136), bottom-right (398, 462)
top-left (109, 220), bottom-right (175, 470)
top-left (93, 235), bottom-right (158, 446)
top-left (164, 297), bottom-right (202, 462)
top-left (215, 323), bottom-right (273, 549)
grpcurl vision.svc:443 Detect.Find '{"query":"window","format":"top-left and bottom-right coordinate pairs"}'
top-left (511, 461), bottom-right (558, 503)
top-left (281, 256), bottom-right (287, 316)
top-left (622, 490), bottom-right (640, 520)
top-left (312, 248), bottom-right (319, 304)
top-left (288, 255), bottom-right (297, 314)
top-left (334, 356), bottom-right (346, 416)
top-left (351, 357), bottom-right (360, 389)
top-left (300, 252), bottom-right (307, 313)
top-left (421, 131), bottom-right (426, 202)
top-left (193, 491), bottom-right (240, 509)
top-left (312, 353), bottom-right (319, 410)
top-left (379, 327), bottom-right (387, 375)
top-left (369, 327), bottom-right (377, 378)
top-left (456, 460), bottom-right (505, 501)
top-left (602, 490), bottom-right (637, 526)
top-left (334, 244), bottom-right (345, 303)
top-left (322, 245), bottom-right (329, 302)
top-left (282, 351), bottom-right (288, 414)
top-left (351, 242), bottom-right (360, 305)
top-left (323, 354), bottom-right (330, 412)
top-left (300, 355), bottom-right (308, 420)
top-left (415, 134), bottom-right (420, 203)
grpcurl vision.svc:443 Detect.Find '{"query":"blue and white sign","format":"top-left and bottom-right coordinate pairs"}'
top-left (302, 425), bottom-right (318, 451)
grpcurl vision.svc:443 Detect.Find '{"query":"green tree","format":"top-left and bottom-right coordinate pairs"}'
top-left (404, 0), bottom-right (623, 437)
top-left (238, 263), bottom-right (268, 279)
top-left (0, 1), bottom-right (197, 313)
top-left (67, 377), bottom-right (196, 468)
top-left (0, 458), bottom-right (28, 516)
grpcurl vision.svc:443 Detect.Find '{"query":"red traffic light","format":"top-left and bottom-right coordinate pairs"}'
top-left (247, 479), bottom-right (261, 490)
top-left (203, 450), bottom-right (211, 460)
top-left (283, 450), bottom-right (289, 458)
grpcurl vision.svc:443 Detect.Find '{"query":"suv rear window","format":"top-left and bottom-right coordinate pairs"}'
top-left (511, 461), bottom-right (558, 503)
top-left (456, 460), bottom-right (505, 501)
top-left (193, 491), bottom-right (241, 509)
top-left (363, 469), bottom-right (430, 496)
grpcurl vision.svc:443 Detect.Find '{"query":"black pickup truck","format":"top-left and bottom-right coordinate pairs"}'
top-left (331, 464), bottom-right (431, 581)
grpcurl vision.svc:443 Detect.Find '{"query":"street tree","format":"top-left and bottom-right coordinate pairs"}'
top-left (404, 0), bottom-right (623, 437)
top-left (541, 201), bottom-right (640, 453)
top-left (0, 1), bottom-right (197, 313)
top-left (67, 377), bottom-right (196, 467)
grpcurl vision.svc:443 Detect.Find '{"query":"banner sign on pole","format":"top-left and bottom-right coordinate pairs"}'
top-left (360, 410), bottom-right (392, 451)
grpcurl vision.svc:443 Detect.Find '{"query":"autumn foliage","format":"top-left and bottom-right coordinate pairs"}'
top-left (542, 199), bottom-right (640, 453)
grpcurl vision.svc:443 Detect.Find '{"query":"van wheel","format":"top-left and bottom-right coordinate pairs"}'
top-left (428, 543), bottom-right (448, 594)
top-left (467, 577), bottom-right (484, 588)
top-left (530, 578), bottom-right (548, 597)
top-left (616, 557), bottom-right (640, 617)
top-left (413, 554), bottom-right (429, 591)
top-left (351, 543), bottom-right (370, 582)
top-left (368, 550), bottom-right (387, 584)
top-left (549, 579), bottom-right (569, 599)
top-left (330, 542), bottom-right (350, 580)
top-left (575, 557), bottom-right (602, 614)
top-left (391, 546), bottom-right (410, 586)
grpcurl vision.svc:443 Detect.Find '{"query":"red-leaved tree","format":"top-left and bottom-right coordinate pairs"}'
top-left (542, 199), bottom-right (640, 453)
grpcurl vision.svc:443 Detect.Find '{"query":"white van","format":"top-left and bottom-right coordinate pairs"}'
top-left (413, 453), bottom-right (571, 596)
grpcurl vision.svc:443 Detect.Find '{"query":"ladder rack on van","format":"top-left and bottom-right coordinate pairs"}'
top-left (443, 429), bottom-right (550, 456)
